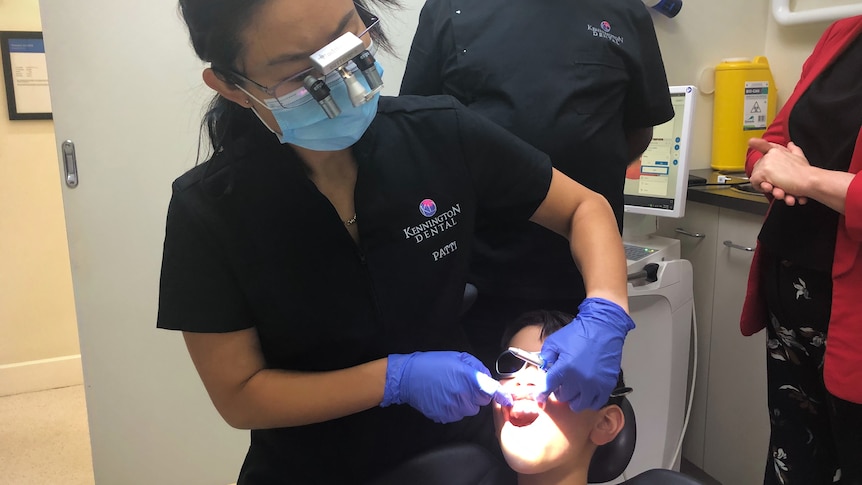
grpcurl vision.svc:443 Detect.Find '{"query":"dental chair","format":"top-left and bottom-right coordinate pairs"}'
top-left (586, 397), bottom-right (704, 484)
top-left (367, 396), bottom-right (706, 485)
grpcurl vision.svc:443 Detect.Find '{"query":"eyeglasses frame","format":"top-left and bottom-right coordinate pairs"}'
top-left (494, 348), bottom-right (545, 378)
top-left (495, 348), bottom-right (634, 400)
top-left (217, 2), bottom-right (380, 101)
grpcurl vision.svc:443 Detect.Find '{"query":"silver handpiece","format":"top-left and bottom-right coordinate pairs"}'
top-left (508, 347), bottom-right (547, 369)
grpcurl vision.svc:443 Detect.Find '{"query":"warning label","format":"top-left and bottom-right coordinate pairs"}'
top-left (743, 82), bottom-right (769, 131)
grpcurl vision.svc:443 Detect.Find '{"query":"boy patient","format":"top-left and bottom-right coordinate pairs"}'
top-left (494, 310), bottom-right (630, 485)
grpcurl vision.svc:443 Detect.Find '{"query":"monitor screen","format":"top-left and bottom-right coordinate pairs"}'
top-left (623, 85), bottom-right (697, 219)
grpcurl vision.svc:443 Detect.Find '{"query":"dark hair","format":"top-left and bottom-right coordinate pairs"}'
top-left (178, 0), bottom-right (401, 156)
top-left (500, 309), bottom-right (574, 349)
top-left (501, 309), bottom-right (628, 407)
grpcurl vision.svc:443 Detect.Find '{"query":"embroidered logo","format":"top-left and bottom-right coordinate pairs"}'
top-left (419, 198), bottom-right (438, 217)
top-left (402, 203), bottom-right (462, 243)
top-left (587, 22), bottom-right (624, 46)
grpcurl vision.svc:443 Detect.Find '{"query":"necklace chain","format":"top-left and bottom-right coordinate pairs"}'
top-left (344, 213), bottom-right (357, 226)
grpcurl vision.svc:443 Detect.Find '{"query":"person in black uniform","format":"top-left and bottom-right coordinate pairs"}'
top-left (160, 1), bottom-right (637, 483)
top-left (400, 0), bottom-right (674, 368)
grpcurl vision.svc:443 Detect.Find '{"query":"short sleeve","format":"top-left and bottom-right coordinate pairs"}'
top-left (622, 7), bottom-right (674, 129)
top-left (453, 103), bottom-right (553, 221)
top-left (156, 184), bottom-right (252, 333)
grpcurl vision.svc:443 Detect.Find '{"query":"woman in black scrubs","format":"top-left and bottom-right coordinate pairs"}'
top-left (158, 1), bottom-right (636, 483)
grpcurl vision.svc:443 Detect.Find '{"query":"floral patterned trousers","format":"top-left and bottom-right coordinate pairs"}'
top-left (763, 257), bottom-right (862, 485)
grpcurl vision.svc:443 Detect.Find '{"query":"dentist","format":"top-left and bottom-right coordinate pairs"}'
top-left (158, 1), bottom-right (634, 483)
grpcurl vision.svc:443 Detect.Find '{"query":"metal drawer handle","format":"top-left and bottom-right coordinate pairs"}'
top-left (723, 240), bottom-right (755, 252)
top-left (675, 228), bottom-right (706, 239)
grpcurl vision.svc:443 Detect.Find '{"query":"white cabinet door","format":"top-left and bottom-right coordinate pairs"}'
top-left (657, 201), bottom-right (719, 468)
top-left (703, 208), bottom-right (770, 485)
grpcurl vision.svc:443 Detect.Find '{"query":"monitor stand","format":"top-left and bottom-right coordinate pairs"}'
top-left (622, 213), bottom-right (681, 274)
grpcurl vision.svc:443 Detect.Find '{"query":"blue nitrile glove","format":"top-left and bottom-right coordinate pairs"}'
top-left (537, 297), bottom-right (635, 412)
top-left (381, 351), bottom-right (509, 423)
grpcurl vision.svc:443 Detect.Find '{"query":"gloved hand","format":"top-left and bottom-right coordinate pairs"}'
top-left (381, 351), bottom-right (508, 423)
top-left (538, 297), bottom-right (635, 412)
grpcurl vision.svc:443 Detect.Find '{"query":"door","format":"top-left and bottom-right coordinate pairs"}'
top-left (39, 1), bottom-right (422, 483)
top-left (40, 1), bottom-right (247, 483)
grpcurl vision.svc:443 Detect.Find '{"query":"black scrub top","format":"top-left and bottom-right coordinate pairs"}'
top-left (401, 0), bottom-right (673, 298)
top-left (156, 95), bottom-right (552, 484)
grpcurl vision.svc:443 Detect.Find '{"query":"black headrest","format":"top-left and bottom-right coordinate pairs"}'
top-left (587, 396), bottom-right (637, 483)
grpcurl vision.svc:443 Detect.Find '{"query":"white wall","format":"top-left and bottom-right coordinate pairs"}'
top-left (762, 0), bottom-right (857, 104)
top-left (655, 0), bottom-right (858, 170)
top-left (650, 0), bottom-right (770, 170)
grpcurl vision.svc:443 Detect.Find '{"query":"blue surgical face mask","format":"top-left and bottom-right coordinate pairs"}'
top-left (242, 62), bottom-right (384, 151)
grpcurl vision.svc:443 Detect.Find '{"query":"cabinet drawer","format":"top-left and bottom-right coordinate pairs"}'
top-left (703, 208), bottom-right (769, 485)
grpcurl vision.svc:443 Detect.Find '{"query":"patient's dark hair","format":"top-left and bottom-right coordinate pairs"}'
top-left (501, 309), bottom-right (628, 407)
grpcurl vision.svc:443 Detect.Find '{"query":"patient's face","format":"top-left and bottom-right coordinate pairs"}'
top-left (492, 325), bottom-right (601, 475)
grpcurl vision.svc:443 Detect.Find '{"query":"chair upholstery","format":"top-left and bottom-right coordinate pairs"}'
top-left (587, 396), bottom-right (706, 484)
top-left (588, 396), bottom-right (637, 483)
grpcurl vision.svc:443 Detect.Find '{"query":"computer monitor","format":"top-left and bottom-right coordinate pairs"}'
top-left (623, 85), bottom-right (697, 220)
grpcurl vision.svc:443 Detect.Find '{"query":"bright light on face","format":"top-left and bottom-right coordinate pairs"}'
top-left (492, 325), bottom-right (601, 476)
top-left (476, 370), bottom-right (501, 395)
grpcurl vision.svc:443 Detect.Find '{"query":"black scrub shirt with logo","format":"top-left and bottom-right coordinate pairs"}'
top-left (156, 95), bottom-right (552, 484)
top-left (401, 0), bottom-right (674, 298)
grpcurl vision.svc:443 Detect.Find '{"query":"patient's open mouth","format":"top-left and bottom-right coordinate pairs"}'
top-left (509, 399), bottom-right (540, 427)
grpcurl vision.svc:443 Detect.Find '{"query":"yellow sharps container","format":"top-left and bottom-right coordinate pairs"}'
top-left (710, 56), bottom-right (777, 171)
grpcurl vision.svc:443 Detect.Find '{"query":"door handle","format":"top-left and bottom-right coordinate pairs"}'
top-left (62, 140), bottom-right (78, 188)
top-left (723, 240), bottom-right (755, 252)
top-left (675, 227), bottom-right (706, 239)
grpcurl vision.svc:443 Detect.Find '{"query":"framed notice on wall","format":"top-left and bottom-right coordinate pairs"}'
top-left (1, 31), bottom-right (52, 120)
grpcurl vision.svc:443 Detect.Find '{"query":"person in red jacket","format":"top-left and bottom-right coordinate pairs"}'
top-left (742, 15), bottom-right (862, 485)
